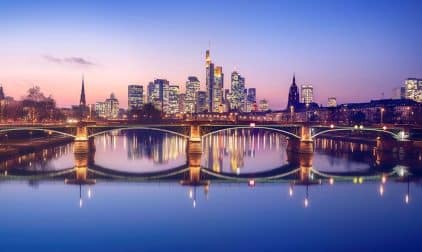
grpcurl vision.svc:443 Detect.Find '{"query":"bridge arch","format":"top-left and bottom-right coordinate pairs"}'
top-left (0, 128), bottom-right (76, 138)
top-left (201, 126), bottom-right (301, 140)
top-left (311, 127), bottom-right (401, 140)
top-left (87, 126), bottom-right (190, 139)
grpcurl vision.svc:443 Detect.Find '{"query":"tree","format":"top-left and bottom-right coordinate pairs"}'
top-left (131, 103), bottom-right (162, 122)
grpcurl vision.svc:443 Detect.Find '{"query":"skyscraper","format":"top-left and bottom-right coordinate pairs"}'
top-left (230, 71), bottom-right (246, 111)
top-left (196, 91), bottom-right (207, 113)
top-left (287, 74), bottom-right (299, 109)
top-left (205, 50), bottom-right (215, 112)
top-left (185, 76), bottom-right (200, 113)
top-left (213, 66), bottom-right (224, 112)
top-left (301, 85), bottom-right (313, 105)
top-left (147, 79), bottom-right (170, 112)
top-left (168, 85), bottom-right (180, 114)
top-left (128, 85), bottom-right (143, 111)
top-left (246, 88), bottom-right (256, 112)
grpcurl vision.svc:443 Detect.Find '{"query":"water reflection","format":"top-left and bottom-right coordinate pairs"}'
top-left (201, 129), bottom-right (288, 174)
top-left (0, 128), bottom-right (421, 210)
top-left (94, 130), bottom-right (187, 173)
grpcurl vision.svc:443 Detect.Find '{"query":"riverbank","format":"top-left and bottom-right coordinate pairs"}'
top-left (0, 136), bottom-right (73, 159)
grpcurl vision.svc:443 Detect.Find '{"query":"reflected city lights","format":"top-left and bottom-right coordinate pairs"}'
top-left (379, 184), bottom-right (384, 196)
top-left (405, 194), bottom-right (410, 204)
top-left (329, 177), bottom-right (334, 185)
top-left (289, 185), bottom-right (293, 197)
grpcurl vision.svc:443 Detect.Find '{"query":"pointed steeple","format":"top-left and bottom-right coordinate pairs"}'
top-left (80, 75), bottom-right (86, 107)
top-left (292, 73), bottom-right (296, 86)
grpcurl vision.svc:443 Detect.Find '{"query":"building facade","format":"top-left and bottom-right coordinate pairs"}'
top-left (404, 78), bottom-right (422, 102)
top-left (301, 85), bottom-right (313, 104)
top-left (168, 85), bottom-right (179, 114)
top-left (128, 85), bottom-right (143, 111)
top-left (185, 76), bottom-right (200, 113)
top-left (230, 71), bottom-right (246, 111)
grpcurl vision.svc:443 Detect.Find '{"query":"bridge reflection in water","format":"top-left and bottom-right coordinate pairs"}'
top-left (0, 128), bottom-right (420, 208)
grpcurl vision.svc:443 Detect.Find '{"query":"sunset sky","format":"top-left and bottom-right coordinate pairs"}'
top-left (0, 0), bottom-right (421, 108)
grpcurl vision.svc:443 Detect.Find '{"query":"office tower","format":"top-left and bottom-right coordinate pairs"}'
top-left (205, 50), bottom-right (215, 112)
top-left (95, 93), bottom-right (119, 119)
top-left (213, 66), bottom-right (224, 112)
top-left (327, 97), bottom-right (337, 107)
top-left (0, 85), bottom-right (5, 100)
top-left (404, 78), bottom-right (422, 102)
top-left (301, 85), bottom-right (313, 104)
top-left (147, 79), bottom-right (170, 112)
top-left (259, 99), bottom-right (269, 111)
top-left (168, 85), bottom-right (179, 114)
top-left (230, 71), bottom-right (246, 111)
top-left (179, 93), bottom-right (186, 114)
top-left (128, 85), bottom-right (143, 111)
top-left (185, 76), bottom-right (200, 113)
top-left (246, 88), bottom-right (256, 112)
top-left (287, 74), bottom-right (300, 109)
top-left (196, 91), bottom-right (207, 113)
top-left (392, 87), bottom-right (406, 99)
top-left (105, 93), bottom-right (119, 119)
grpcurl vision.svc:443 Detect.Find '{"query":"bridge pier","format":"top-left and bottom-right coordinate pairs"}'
top-left (189, 124), bottom-right (201, 142)
top-left (65, 138), bottom-right (96, 185)
top-left (287, 125), bottom-right (314, 154)
top-left (75, 122), bottom-right (89, 141)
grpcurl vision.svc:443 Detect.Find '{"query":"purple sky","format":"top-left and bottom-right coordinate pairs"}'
top-left (0, 0), bottom-right (421, 109)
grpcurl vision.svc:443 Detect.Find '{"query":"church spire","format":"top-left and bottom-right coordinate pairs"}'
top-left (80, 75), bottom-right (86, 107)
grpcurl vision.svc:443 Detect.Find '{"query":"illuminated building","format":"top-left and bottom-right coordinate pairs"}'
top-left (205, 49), bottom-right (215, 112)
top-left (205, 50), bottom-right (224, 112)
top-left (147, 79), bottom-right (170, 112)
top-left (301, 85), bottom-right (313, 104)
top-left (230, 71), bottom-right (246, 111)
top-left (246, 88), bottom-right (256, 112)
top-left (259, 99), bottom-right (269, 111)
top-left (327, 97), bottom-right (337, 107)
top-left (196, 91), bottom-right (207, 113)
top-left (213, 66), bottom-right (224, 112)
top-left (95, 93), bottom-right (119, 119)
top-left (168, 85), bottom-right (179, 114)
top-left (128, 85), bottom-right (143, 111)
top-left (404, 78), bottom-right (422, 102)
top-left (185, 76), bottom-right (200, 113)
top-left (179, 93), bottom-right (186, 114)
top-left (287, 74), bottom-right (299, 109)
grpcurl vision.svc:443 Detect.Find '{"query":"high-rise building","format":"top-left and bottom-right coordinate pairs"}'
top-left (287, 74), bottom-right (300, 109)
top-left (404, 78), bottom-right (422, 102)
top-left (185, 76), bottom-right (200, 113)
top-left (196, 91), bottom-right (207, 113)
top-left (179, 93), bottom-right (186, 114)
top-left (147, 79), bottom-right (170, 112)
top-left (246, 88), bottom-right (257, 112)
top-left (128, 85), bottom-right (143, 111)
top-left (230, 71), bottom-right (246, 111)
top-left (301, 85), bottom-right (313, 105)
top-left (168, 85), bottom-right (179, 114)
top-left (213, 66), bottom-right (224, 112)
top-left (259, 99), bottom-right (269, 111)
top-left (327, 97), bottom-right (337, 107)
top-left (205, 50), bottom-right (215, 112)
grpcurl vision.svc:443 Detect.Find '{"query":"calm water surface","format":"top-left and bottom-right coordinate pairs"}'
top-left (1, 129), bottom-right (421, 251)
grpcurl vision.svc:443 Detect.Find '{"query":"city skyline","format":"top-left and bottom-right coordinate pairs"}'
top-left (0, 0), bottom-right (421, 108)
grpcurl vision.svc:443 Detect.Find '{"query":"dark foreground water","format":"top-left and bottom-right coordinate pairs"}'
top-left (0, 129), bottom-right (421, 251)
